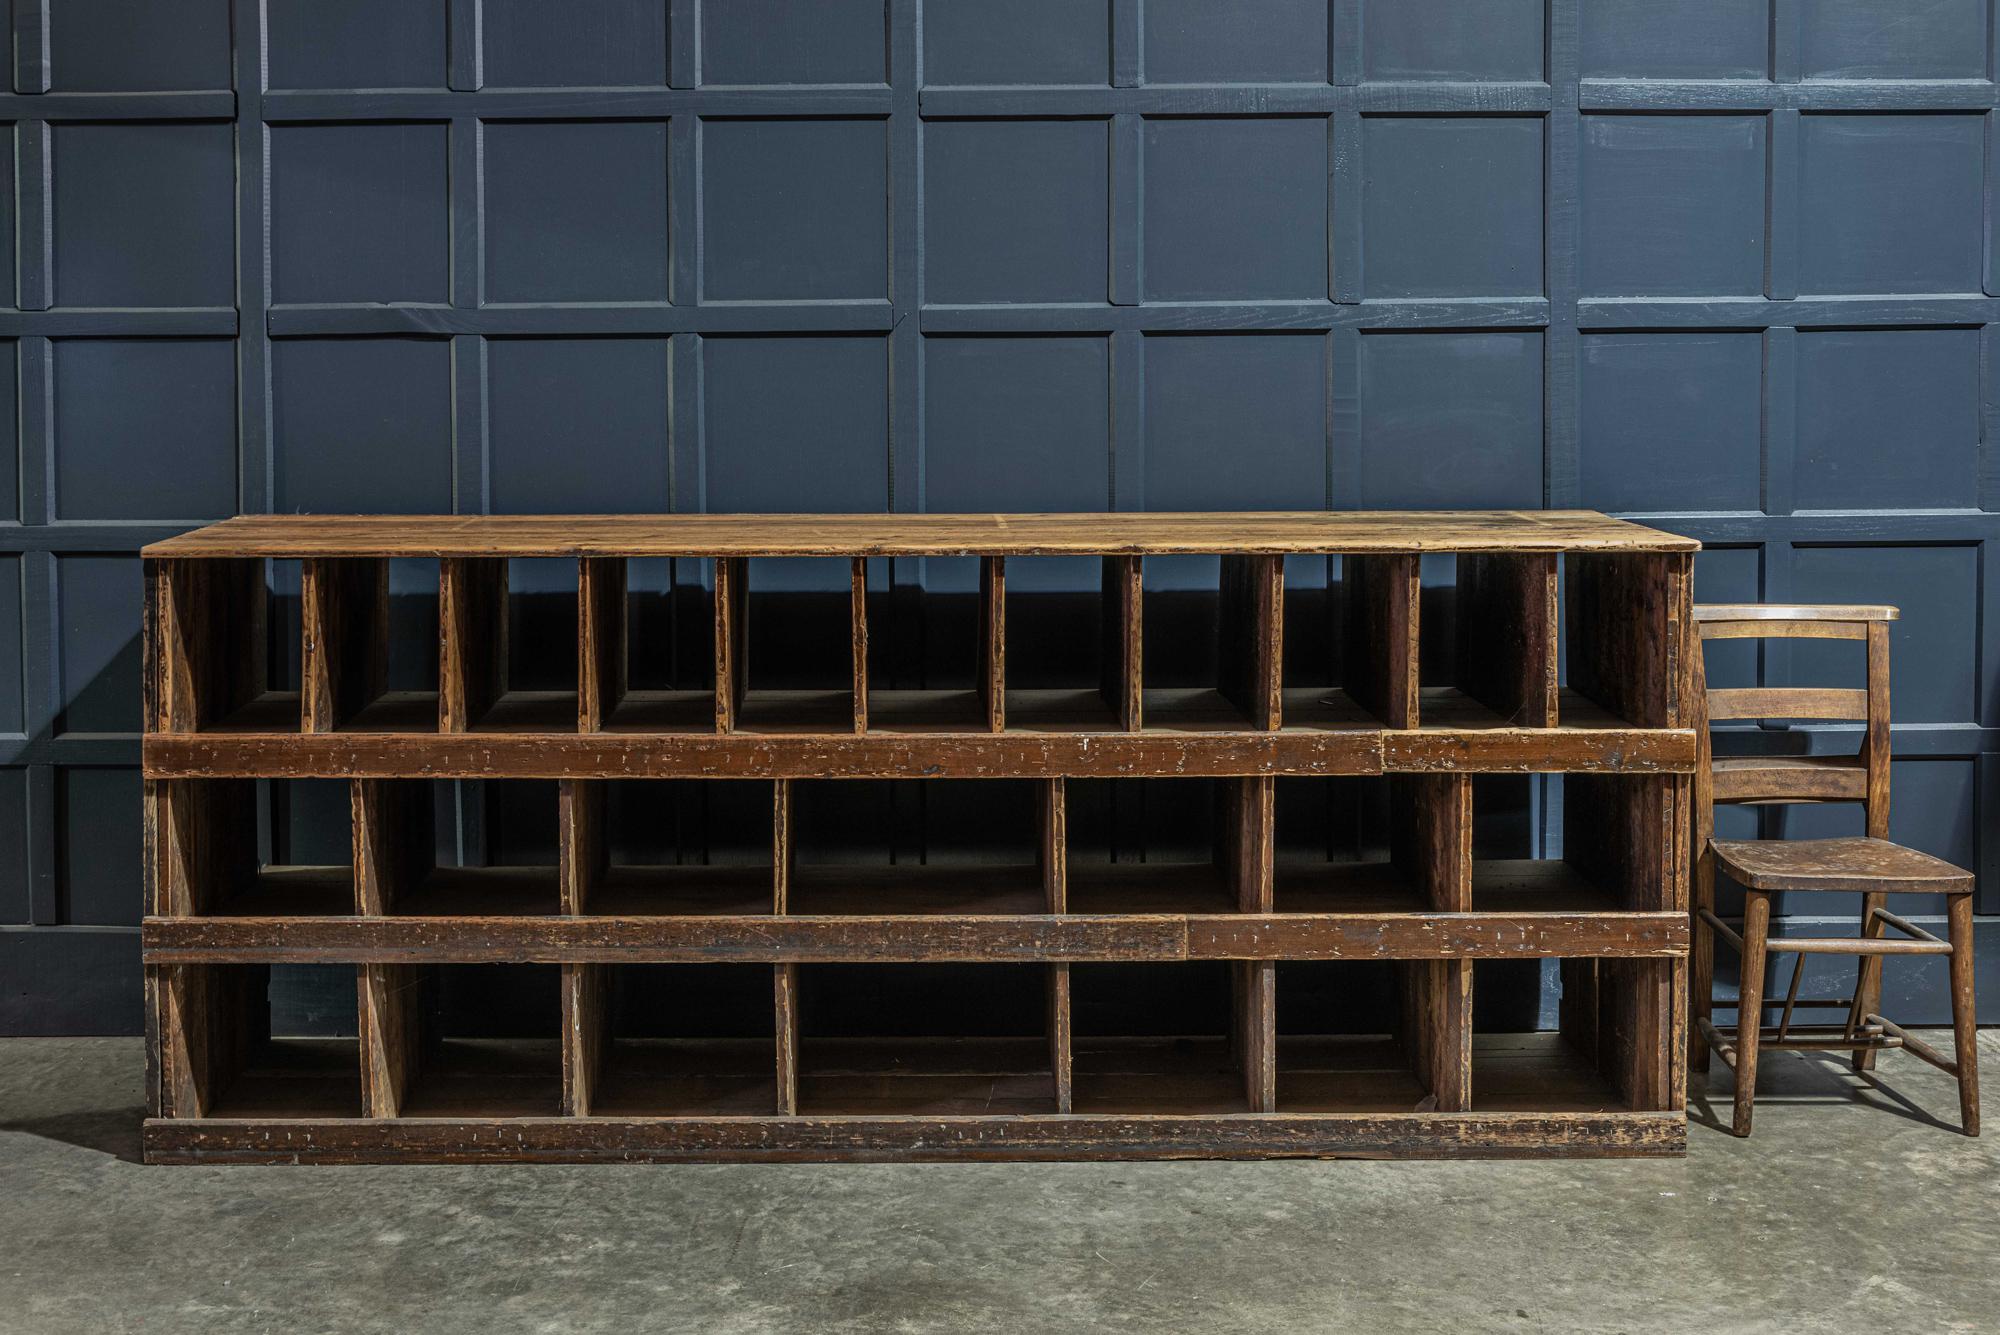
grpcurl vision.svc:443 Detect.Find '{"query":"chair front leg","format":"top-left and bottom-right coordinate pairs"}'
top-left (1732, 890), bottom-right (1772, 1137)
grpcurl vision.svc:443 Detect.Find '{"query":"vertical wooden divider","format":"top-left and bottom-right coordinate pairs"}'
top-left (714, 557), bottom-right (749, 733)
top-left (560, 776), bottom-right (608, 1115)
top-left (577, 557), bottom-right (626, 732)
top-left (980, 556), bottom-right (1006, 732)
top-left (1456, 553), bottom-right (1559, 727)
top-left (154, 557), bottom-right (268, 732)
top-left (1346, 554), bottom-right (1420, 728)
top-left (1218, 555), bottom-right (1283, 730)
top-left (354, 778), bottom-right (432, 916)
top-left (302, 558), bottom-right (388, 733)
top-left (1040, 777), bottom-right (1071, 1112)
top-left (850, 557), bottom-right (869, 733)
top-left (439, 557), bottom-right (506, 733)
top-left (1226, 776), bottom-right (1277, 1112)
top-left (1391, 774), bottom-right (1472, 1111)
top-left (773, 777), bottom-right (798, 1114)
top-left (359, 963), bottom-right (424, 1118)
top-left (1099, 555), bottom-right (1143, 730)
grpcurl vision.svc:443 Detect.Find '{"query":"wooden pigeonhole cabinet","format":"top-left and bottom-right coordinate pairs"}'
top-left (141, 512), bottom-right (1695, 1162)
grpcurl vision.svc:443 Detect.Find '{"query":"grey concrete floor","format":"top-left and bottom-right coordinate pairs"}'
top-left (1, 1035), bottom-right (1995, 1334)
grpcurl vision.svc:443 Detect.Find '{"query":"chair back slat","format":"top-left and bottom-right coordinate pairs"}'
top-left (1706, 687), bottom-right (1867, 722)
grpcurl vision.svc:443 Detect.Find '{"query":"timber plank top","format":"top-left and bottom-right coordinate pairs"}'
top-left (145, 511), bottom-right (1698, 559)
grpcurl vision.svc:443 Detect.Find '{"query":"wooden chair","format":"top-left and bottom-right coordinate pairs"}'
top-left (1690, 603), bottom-right (1979, 1136)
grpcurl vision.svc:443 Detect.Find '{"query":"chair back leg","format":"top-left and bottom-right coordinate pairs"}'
top-left (1948, 893), bottom-right (1981, 1136)
top-left (1852, 890), bottom-right (1889, 1071)
top-left (1690, 848), bottom-right (1715, 1074)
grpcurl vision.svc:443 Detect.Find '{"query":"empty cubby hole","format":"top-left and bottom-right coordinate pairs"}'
top-left (151, 778), bottom-right (354, 916)
top-left (149, 557), bottom-right (298, 733)
top-left (1276, 961), bottom-right (1456, 1113)
top-left (1469, 773), bottom-right (1676, 914)
top-left (861, 555), bottom-right (995, 732)
top-left (155, 962), bottom-right (361, 1119)
top-left (591, 557), bottom-right (715, 733)
top-left (795, 963), bottom-right (1057, 1115)
top-left (360, 963), bottom-right (564, 1118)
top-left (1070, 962), bottom-right (1243, 1114)
top-left (719, 556), bottom-right (862, 733)
top-left (1470, 957), bottom-right (1670, 1113)
top-left (1065, 777), bottom-right (1270, 914)
top-left (1001, 556), bottom-right (1129, 732)
top-left (562, 779), bottom-right (776, 916)
top-left (783, 778), bottom-right (1048, 914)
top-left (1142, 554), bottom-right (1285, 731)
top-left (1273, 775), bottom-right (1481, 913)
top-left (354, 779), bottom-right (559, 915)
top-left (578, 964), bottom-right (780, 1117)
top-left (1557, 550), bottom-right (1684, 729)
top-left (282, 558), bottom-right (436, 733)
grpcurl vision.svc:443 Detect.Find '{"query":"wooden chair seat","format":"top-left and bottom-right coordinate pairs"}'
top-left (1709, 836), bottom-right (1973, 895)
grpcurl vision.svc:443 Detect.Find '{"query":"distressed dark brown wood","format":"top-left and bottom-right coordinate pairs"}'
top-left (1690, 602), bottom-right (1978, 1136)
top-left (143, 512), bottom-right (1695, 1163)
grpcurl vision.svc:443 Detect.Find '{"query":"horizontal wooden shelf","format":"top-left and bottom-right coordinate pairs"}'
top-left (143, 907), bottom-right (1686, 963)
top-left (144, 727), bottom-right (1697, 779)
top-left (143, 511), bottom-right (1698, 560)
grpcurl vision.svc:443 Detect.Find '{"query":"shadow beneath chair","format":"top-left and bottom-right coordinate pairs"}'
top-left (0, 1105), bottom-right (145, 1163)
top-left (1688, 1048), bottom-right (1961, 1137)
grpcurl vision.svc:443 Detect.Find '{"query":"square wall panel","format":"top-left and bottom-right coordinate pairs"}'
top-left (702, 0), bottom-right (885, 85)
top-left (0, 129), bottom-right (13, 307)
top-left (0, 559), bottom-right (21, 734)
top-left (482, 0), bottom-right (668, 87)
top-left (702, 338), bottom-right (888, 511)
top-left (1143, 118), bottom-right (1327, 301)
top-left (54, 340), bottom-right (236, 521)
top-left (924, 0), bottom-right (1109, 85)
top-left (702, 120), bottom-right (888, 301)
top-left (1579, 0), bottom-right (1768, 79)
top-left (925, 120), bottom-right (1107, 304)
top-left (1354, 332), bottom-right (1542, 508)
top-left (487, 340), bottom-right (670, 513)
top-left (1144, 336), bottom-right (1326, 510)
top-left (53, 123), bottom-right (234, 308)
top-left (1361, 0), bottom-right (1543, 81)
top-left (1143, 0), bottom-right (1327, 83)
top-left (271, 124), bottom-right (450, 304)
top-left (267, 0), bottom-right (448, 89)
top-left (272, 339), bottom-right (454, 513)
top-left (1802, 0), bottom-right (1985, 80)
top-left (1791, 545), bottom-right (1977, 724)
top-left (1795, 329), bottom-right (1977, 511)
top-left (924, 338), bottom-right (1109, 511)
top-left (1362, 118), bottom-right (1543, 298)
top-left (1578, 333), bottom-right (1761, 513)
top-left (49, 0), bottom-right (230, 90)
top-left (55, 556), bottom-right (142, 736)
top-left (1580, 116), bottom-right (1765, 298)
top-left (0, 344), bottom-right (15, 520)
top-left (0, 770), bottom-right (23, 922)
top-left (1798, 115), bottom-right (1983, 296)
top-left (57, 768), bottom-right (141, 925)
top-left (484, 121), bottom-right (668, 303)
top-left (1692, 547), bottom-right (1762, 690)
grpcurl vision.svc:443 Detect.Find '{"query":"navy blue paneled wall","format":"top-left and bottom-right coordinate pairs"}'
top-left (3, 0), bottom-right (1996, 1031)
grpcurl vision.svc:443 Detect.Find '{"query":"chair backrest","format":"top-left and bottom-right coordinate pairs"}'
top-left (1692, 603), bottom-right (1896, 841)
